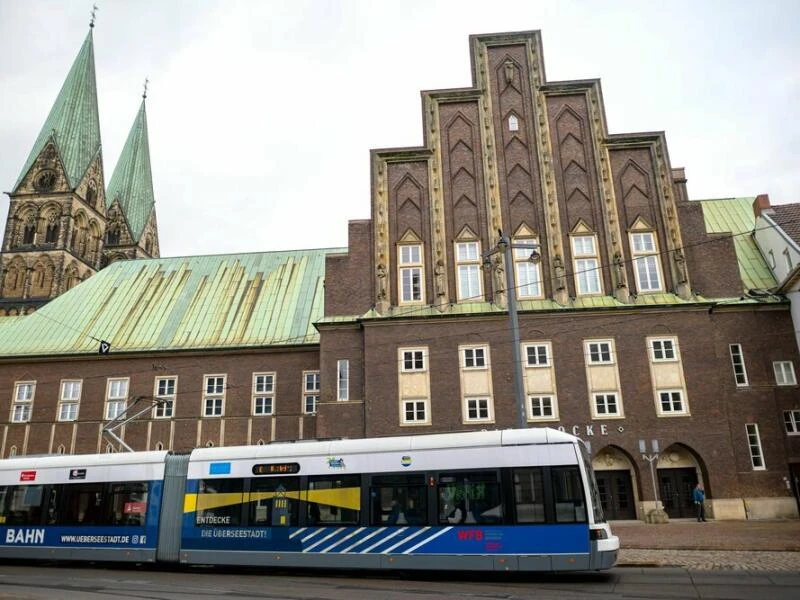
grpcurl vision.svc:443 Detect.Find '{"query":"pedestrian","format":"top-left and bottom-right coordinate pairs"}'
top-left (693, 482), bottom-right (706, 522)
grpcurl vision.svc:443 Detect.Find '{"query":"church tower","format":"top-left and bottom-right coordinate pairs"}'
top-left (0, 16), bottom-right (162, 316)
top-left (0, 24), bottom-right (106, 316)
top-left (104, 91), bottom-right (160, 264)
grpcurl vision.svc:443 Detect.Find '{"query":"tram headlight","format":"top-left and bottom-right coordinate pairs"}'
top-left (589, 527), bottom-right (608, 541)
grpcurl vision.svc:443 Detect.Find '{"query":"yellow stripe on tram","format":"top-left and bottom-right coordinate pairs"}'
top-left (184, 489), bottom-right (361, 514)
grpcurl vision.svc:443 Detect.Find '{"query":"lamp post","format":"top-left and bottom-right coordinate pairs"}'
top-left (639, 438), bottom-right (668, 523)
top-left (482, 231), bottom-right (540, 430)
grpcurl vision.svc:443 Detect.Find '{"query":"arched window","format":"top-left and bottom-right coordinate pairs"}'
top-left (45, 221), bottom-right (59, 244)
top-left (86, 182), bottom-right (96, 208)
top-left (205, 441), bottom-right (215, 448)
top-left (23, 220), bottom-right (35, 244)
top-left (9, 446), bottom-right (18, 457)
top-left (155, 442), bottom-right (164, 451)
top-left (107, 225), bottom-right (120, 246)
top-left (57, 444), bottom-right (66, 455)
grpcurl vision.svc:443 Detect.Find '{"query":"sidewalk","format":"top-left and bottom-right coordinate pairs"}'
top-left (611, 519), bottom-right (800, 571)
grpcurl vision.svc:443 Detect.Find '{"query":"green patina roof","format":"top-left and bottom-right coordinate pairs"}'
top-left (0, 249), bottom-right (344, 357)
top-left (106, 99), bottom-right (154, 241)
top-left (14, 30), bottom-right (101, 192)
top-left (698, 197), bottom-right (777, 291)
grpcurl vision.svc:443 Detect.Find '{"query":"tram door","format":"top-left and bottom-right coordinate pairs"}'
top-left (659, 468), bottom-right (697, 518)
top-left (595, 470), bottom-right (636, 520)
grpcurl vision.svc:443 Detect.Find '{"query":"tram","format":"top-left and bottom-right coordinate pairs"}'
top-left (0, 428), bottom-right (618, 571)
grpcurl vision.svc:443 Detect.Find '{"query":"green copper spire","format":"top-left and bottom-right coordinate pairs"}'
top-left (106, 97), bottom-right (155, 242)
top-left (13, 30), bottom-right (102, 192)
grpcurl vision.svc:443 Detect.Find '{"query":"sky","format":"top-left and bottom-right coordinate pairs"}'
top-left (0, 0), bottom-right (798, 258)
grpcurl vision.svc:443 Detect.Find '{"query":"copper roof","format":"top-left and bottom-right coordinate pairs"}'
top-left (0, 249), bottom-right (344, 357)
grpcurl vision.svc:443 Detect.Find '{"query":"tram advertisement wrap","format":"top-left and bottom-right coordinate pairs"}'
top-left (2, 526), bottom-right (158, 548)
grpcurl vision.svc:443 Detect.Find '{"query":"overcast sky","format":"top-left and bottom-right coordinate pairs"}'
top-left (0, 0), bottom-right (797, 258)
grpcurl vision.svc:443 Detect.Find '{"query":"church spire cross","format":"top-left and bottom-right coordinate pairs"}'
top-left (90, 4), bottom-right (98, 28)
top-left (143, 77), bottom-right (149, 99)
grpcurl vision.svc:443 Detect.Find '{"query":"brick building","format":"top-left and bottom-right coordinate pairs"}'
top-left (1, 29), bottom-right (798, 521)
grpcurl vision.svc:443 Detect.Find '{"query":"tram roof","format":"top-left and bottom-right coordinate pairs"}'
top-left (189, 428), bottom-right (579, 463)
top-left (0, 450), bottom-right (169, 472)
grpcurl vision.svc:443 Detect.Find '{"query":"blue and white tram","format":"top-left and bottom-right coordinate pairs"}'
top-left (0, 428), bottom-right (619, 571)
top-left (0, 451), bottom-right (165, 562)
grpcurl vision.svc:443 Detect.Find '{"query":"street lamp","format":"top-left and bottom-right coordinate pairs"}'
top-left (482, 230), bottom-right (540, 430)
top-left (639, 439), bottom-right (668, 522)
top-left (639, 439), bottom-right (660, 505)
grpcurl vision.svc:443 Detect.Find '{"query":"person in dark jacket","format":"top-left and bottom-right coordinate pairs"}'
top-left (693, 482), bottom-right (706, 521)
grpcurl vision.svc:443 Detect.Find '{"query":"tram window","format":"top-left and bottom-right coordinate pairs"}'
top-left (438, 471), bottom-right (502, 525)
top-left (513, 468), bottom-right (546, 523)
top-left (108, 482), bottom-right (149, 526)
top-left (59, 483), bottom-right (105, 525)
top-left (369, 474), bottom-right (427, 526)
top-left (0, 486), bottom-right (8, 524)
top-left (197, 478), bottom-right (244, 526)
top-left (249, 477), bottom-right (299, 527)
top-left (552, 466), bottom-right (587, 523)
top-left (581, 445), bottom-right (607, 523)
top-left (1, 485), bottom-right (44, 525)
top-left (307, 475), bottom-right (360, 525)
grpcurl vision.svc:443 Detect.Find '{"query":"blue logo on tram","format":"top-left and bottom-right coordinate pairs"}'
top-left (209, 462), bottom-right (231, 475)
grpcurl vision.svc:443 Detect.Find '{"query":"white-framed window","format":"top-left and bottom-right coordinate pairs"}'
top-left (253, 372), bottom-right (275, 416)
top-left (58, 380), bottom-right (82, 422)
top-left (586, 340), bottom-right (614, 364)
top-left (203, 375), bottom-right (225, 417)
top-left (337, 359), bottom-right (349, 401)
top-left (571, 235), bottom-right (602, 295)
top-left (105, 378), bottom-right (129, 420)
top-left (768, 250), bottom-right (776, 269)
top-left (529, 395), bottom-right (556, 420)
top-left (401, 348), bottom-right (426, 372)
top-left (462, 346), bottom-right (488, 369)
top-left (630, 232), bottom-right (663, 292)
top-left (525, 343), bottom-right (550, 367)
top-left (650, 338), bottom-right (677, 361)
top-left (402, 399), bottom-right (429, 424)
top-left (593, 392), bottom-right (620, 417)
top-left (154, 377), bottom-right (176, 418)
top-left (729, 344), bottom-right (748, 386)
top-left (398, 244), bottom-right (424, 303)
top-left (508, 114), bottom-right (519, 131)
top-left (783, 248), bottom-right (792, 271)
top-left (784, 410), bottom-right (800, 435)
top-left (745, 423), bottom-right (765, 470)
top-left (773, 361), bottom-right (797, 386)
top-left (658, 390), bottom-right (686, 414)
top-left (465, 397), bottom-right (492, 422)
top-left (513, 238), bottom-right (542, 298)
top-left (11, 381), bottom-right (35, 423)
top-left (303, 371), bottom-right (320, 414)
top-left (456, 241), bottom-right (482, 301)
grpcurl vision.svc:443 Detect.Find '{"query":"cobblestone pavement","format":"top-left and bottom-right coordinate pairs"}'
top-left (612, 519), bottom-right (800, 571)
top-left (619, 548), bottom-right (800, 571)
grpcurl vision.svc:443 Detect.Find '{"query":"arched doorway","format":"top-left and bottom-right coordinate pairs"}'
top-left (656, 443), bottom-right (705, 519)
top-left (592, 445), bottom-right (637, 520)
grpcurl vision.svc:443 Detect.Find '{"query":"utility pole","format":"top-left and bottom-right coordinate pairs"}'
top-left (483, 230), bottom-right (540, 430)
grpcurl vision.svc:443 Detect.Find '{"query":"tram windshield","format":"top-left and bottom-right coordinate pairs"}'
top-left (580, 442), bottom-right (606, 523)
